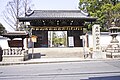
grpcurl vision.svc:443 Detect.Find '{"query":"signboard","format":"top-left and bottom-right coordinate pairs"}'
top-left (68, 36), bottom-right (74, 47)
top-left (33, 26), bottom-right (82, 31)
top-left (92, 24), bottom-right (101, 51)
top-left (31, 35), bottom-right (37, 42)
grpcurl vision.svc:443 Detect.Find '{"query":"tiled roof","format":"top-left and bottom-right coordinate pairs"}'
top-left (2, 31), bottom-right (29, 39)
top-left (18, 10), bottom-right (97, 21)
top-left (28, 10), bottom-right (88, 18)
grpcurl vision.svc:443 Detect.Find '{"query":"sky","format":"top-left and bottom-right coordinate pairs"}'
top-left (0, 0), bottom-right (79, 31)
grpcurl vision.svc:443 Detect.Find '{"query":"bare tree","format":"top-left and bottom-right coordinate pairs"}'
top-left (3, 0), bottom-right (32, 31)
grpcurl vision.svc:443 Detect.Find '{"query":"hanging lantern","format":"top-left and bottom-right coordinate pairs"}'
top-left (31, 35), bottom-right (37, 42)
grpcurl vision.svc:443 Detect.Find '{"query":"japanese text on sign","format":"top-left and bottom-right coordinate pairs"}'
top-left (92, 24), bottom-right (100, 51)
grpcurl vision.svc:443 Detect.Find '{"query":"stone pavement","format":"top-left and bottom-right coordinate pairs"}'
top-left (0, 58), bottom-right (117, 66)
top-left (0, 58), bottom-right (84, 66)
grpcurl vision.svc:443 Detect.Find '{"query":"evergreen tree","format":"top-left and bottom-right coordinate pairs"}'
top-left (79, 0), bottom-right (120, 31)
top-left (0, 23), bottom-right (6, 35)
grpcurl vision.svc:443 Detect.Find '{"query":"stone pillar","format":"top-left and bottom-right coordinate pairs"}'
top-left (92, 24), bottom-right (105, 59)
top-left (50, 31), bottom-right (53, 47)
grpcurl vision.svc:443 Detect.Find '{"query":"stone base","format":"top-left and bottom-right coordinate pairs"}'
top-left (106, 53), bottom-right (120, 58)
top-left (92, 51), bottom-right (106, 59)
top-left (2, 55), bottom-right (28, 62)
top-left (106, 43), bottom-right (120, 58)
top-left (2, 49), bottom-right (29, 62)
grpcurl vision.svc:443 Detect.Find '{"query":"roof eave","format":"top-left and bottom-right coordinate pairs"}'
top-left (18, 17), bottom-right (97, 22)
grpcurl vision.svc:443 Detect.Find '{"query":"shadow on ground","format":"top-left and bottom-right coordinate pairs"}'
top-left (81, 75), bottom-right (120, 80)
top-left (28, 53), bottom-right (46, 59)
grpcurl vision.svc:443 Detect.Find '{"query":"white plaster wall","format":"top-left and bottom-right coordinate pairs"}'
top-left (0, 37), bottom-right (9, 49)
top-left (88, 34), bottom-right (120, 48)
top-left (0, 34), bottom-right (120, 49)
top-left (0, 37), bottom-right (28, 49)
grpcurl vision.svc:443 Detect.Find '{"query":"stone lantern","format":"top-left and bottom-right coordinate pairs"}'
top-left (106, 22), bottom-right (120, 58)
top-left (109, 22), bottom-right (119, 43)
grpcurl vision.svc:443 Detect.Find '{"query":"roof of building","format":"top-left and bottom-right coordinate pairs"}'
top-left (18, 10), bottom-right (97, 21)
top-left (28, 10), bottom-right (88, 18)
top-left (0, 36), bottom-right (8, 39)
top-left (2, 31), bottom-right (29, 39)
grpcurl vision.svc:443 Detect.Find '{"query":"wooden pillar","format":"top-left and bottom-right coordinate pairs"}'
top-left (22, 38), bottom-right (24, 50)
top-left (50, 31), bottom-right (53, 47)
top-left (85, 33), bottom-right (89, 47)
